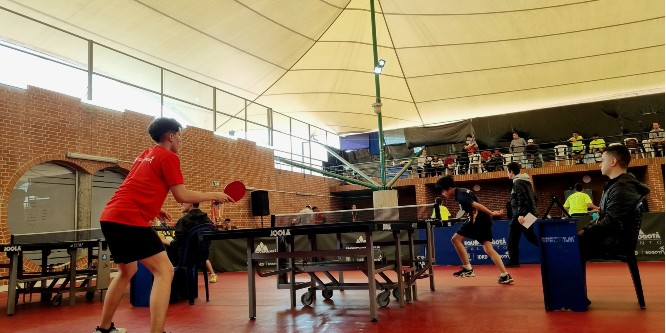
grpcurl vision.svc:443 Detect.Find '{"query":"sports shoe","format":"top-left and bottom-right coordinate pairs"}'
top-left (498, 273), bottom-right (514, 284)
top-left (453, 267), bottom-right (475, 277)
top-left (210, 273), bottom-right (218, 283)
top-left (93, 322), bottom-right (126, 333)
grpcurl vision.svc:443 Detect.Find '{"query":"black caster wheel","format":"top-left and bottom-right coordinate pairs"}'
top-left (376, 290), bottom-right (390, 307)
top-left (51, 293), bottom-right (63, 306)
top-left (85, 291), bottom-right (95, 301)
top-left (301, 291), bottom-right (314, 306)
top-left (392, 288), bottom-right (401, 300)
top-left (322, 289), bottom-right (334, 300)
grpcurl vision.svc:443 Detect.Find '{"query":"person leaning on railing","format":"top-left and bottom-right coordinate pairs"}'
top-left (649, 122), bottom-right (665, 157)
top-left (568, 131), bottom-right (585, 164)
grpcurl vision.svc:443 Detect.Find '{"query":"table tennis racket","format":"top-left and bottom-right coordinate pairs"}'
top-left (223, 180), bottom-right (246, 202)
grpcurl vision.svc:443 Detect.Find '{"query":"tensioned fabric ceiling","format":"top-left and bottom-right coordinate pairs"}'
top-left (0, 0), bottom-right (663, 135)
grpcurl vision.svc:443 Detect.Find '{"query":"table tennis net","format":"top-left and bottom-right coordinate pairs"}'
top-left (271, 204), bottom-right (439, 228)
top-left (11, 228), bottom-right (104, 244)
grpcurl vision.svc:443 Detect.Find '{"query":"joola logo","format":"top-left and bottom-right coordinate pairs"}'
top-left (254, 242), bottom-right (275, 254)
top-left (2, 245), bottom-right (21, 252)
top-left (638, 230), bottom-right (661, 240)
top-left (70, 242), bottom-right (84, 248)
top-left (356, 236), bottom-right (365, 243)
top-left (270, 229), bottom-right (291, 237)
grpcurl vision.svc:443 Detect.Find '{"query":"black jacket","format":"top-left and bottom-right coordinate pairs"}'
top-left (171, 209), bottom-right (213, 250)
top-left (583, 173), bottom-right (650, 249)
top-left (509, 174), bottom-right (538, 223)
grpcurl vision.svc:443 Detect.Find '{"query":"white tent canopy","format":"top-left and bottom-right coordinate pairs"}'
top-left (0, 0), bottom-right (663, 135)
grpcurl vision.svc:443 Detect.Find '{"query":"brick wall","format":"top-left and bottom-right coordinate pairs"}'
top-left (0, 85), bottom-right (338, 276)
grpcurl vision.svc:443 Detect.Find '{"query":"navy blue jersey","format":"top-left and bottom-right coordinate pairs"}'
top-left (454, 188), bottom-right (478, 215)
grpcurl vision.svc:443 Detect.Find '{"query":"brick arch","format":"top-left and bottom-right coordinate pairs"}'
top-left (0, 156), bottom-right (122, 240)
top-left (0, 156), bottom-right (124, 274)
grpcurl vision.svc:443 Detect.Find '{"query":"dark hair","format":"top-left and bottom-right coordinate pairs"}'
top-left (602, 144), bottom-right (631, 169)
top-left (574, 183), bottom-right (583, 192)
top-left (466, 134), bottom-right (473, 139)
top-left (435, 176), bottom-right (455, 192)
top-left (192, 202), bottom-right (200, 208)
top-left (507, 161), bottom-right (521, 175)
top-left (435, 197), bottom-right (442, 205)
top-left (224, 218), bottom-right (231, 222)
top-left (148, 117), bottom-right (182, 143)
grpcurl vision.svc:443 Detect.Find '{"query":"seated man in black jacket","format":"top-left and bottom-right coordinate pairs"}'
top-left (163, 202), bottom-right (218, 282)
top-left (578, 145), bottom-right (650, 305)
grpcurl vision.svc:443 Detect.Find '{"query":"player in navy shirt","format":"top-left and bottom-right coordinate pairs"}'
top-left (435, 176), bottom-right (514, 284)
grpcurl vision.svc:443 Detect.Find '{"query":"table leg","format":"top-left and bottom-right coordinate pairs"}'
top-left (247, 237), bottom-right (256, 320)
top-left (393, 230), bottom-right (405, 307)
top-left (427, 224), bottom-right (436, 291)
top-left (7, 252), bottom-right (19, 316)
top-left (68, 248), bottom-right (77, 306)
top-left (366, 231), bottom-right (377, 321)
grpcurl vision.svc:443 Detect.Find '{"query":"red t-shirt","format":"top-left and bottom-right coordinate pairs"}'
top-left (100, 145), bottom-right (184, 227)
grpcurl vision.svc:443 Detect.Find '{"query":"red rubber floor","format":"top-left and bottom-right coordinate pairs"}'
top-left (0, 262), bottom-right (663, 333)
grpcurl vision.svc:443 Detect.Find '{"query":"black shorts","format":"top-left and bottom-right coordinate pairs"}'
top-left (101, 221), bottom-right (165, 264)
top-left (456, 213), bottom-right (493, 242)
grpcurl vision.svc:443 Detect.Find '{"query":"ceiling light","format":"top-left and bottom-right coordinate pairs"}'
top-left (374, 59), bottom-right (386, 74)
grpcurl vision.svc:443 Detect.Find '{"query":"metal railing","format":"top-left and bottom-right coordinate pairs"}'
top-left (324, 131), bottom-right (663, 179)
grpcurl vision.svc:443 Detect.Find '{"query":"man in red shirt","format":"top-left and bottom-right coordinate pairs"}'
top-left (94, 118), bottom-right (233, 333)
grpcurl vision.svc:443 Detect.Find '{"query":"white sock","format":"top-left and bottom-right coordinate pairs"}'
top-left (463, 264), bottom-right (472, 270)
top-left (500, 272), bottom-right (508, 277)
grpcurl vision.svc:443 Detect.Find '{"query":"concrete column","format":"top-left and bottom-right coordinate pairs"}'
top-left (373, 190), bottom-right (398, 221)
top-left (77, 172), bottom-right (93, 230)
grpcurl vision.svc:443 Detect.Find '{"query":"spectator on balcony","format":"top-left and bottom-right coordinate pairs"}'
top-left (510, 132), bottom-right (527, 165)
top-left (589, 133), bottom-right (606, 162)
top-left (509, 133), bottom-right (527, 155)
top-left (568, 131), bottom-right (585, 164)
top-left (525, 139), bottom-right (541, 168)
top-left (457, 143), bottom-right (471, 174)
top-left (417, 149), bottom-right (428, 178)
top-left (464, 134), bottom-right (478, 154)
top-left (485, 148), bottom-right (503, 172)
top-left (443, 154), bottom-right (456, 175)
top-left (649, 122), bottom-right (664, 157)
top-left (589, 133), bottom-right (606, 154)
top-left (431, 156), bottom-right (444, 176)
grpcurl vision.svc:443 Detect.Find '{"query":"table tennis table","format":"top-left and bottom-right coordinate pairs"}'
top-left (0, 229), bottom-right (110, 316)
top-left (201, 219), bottom-right (439, 321)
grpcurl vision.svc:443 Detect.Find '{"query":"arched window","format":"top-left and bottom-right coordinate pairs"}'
top-left (8, 163), bottom-right (77, 235)
top-left (91, 169), bottom-right (125, 228)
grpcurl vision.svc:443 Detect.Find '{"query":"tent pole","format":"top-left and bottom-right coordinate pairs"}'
top-left (370, 0), bottom-right (387, 189)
